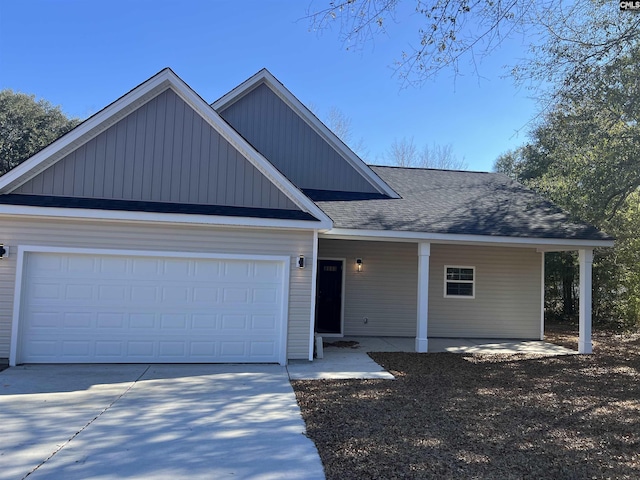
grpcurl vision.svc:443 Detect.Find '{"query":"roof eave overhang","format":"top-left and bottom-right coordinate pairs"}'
top-left (0, 204), bottom-right (331, 230)
top-left (320, 228), bottom-right (614, 250)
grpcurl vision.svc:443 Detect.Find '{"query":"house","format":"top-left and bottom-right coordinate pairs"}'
top-left (0, 68), bottom-right (613, 367)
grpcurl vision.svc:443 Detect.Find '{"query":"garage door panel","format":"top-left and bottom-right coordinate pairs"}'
top-left (96, 341), bottom-right (122, 356)
top-left (31, 282), bottom-right (60, 300)
top-left (254, 262), bottom-right (282, 280)
top-left (30, 254), bottom-right (63, 271)
top-left (193, 287), bottom-right (219, 303)
top-left (68, 255), bottom-right (96, 273)
top-left (19, 252), bottom-right (285, 363)
top-left (223, 261), bottom-right (251, 278)
top-left (131, 258), bottom-right (161, 276)
top-left (130, 313), bottom-right (156, 329)
top-left (252, 287), bottom-right (279, 304)
top-left (64, 312), bottom-right (93, 328)
top-left (99, 257), bottom-right (128, 275)
top-left (193, 261), bottom-right (220, 279)
top-left (66, 284), bottom-right (93, 300)
top-left (127, 341), bottom-right (155, 358)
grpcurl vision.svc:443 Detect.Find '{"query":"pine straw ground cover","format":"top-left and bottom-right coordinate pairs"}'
top-left (292, 327), bottom-right (640, 479)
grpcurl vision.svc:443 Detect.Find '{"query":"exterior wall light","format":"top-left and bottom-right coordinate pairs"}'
top-left (298, 255), bottom-right (305, 269)
top-left (356, 258), bottom-right (362, 272)
top-left (0, 244), bottom-right (6, 259)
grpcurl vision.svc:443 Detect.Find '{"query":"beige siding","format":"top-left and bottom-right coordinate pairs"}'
top-left (15, 89), bottom-right (298, 211)
top-left (0, 217), bottom-right (314, 360)
top-left (318, 239), bottom-right (418, 336)
top-left (219, 84), bottom-right (379, 193)
top-left (318, 240), bottom-right (542, 339)
top-left (429, 244), bottom-right (541, 338)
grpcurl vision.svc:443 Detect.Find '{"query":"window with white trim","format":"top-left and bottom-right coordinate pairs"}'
top-left (444, 266), bottom-right (475, 298)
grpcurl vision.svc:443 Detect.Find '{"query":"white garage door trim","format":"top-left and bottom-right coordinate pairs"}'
top-left (10, 245), bottom-right (291, 366)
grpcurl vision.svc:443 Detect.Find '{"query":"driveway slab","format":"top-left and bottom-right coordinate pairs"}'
top-left (0, 364), bottom-right (324, 480)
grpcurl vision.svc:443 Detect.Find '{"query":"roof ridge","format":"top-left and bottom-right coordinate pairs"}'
top-left (368, 164), bottom-right (493, 174)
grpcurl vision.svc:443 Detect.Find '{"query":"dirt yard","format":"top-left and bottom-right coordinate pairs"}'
top-left (293, 327), bottom-right (640, 479)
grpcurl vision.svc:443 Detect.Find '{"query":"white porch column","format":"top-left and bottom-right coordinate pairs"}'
top-left (578, 249), bottom-right (593, 354)
top-left (416, 242), bottom-right (431, 353)
top-left (540, 252), bottom-right (545, 341)
top-left (308, 230), bottom-right (319, 361)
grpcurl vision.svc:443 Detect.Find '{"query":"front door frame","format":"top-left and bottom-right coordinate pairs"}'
top-left (316, 257), bottom-right (346, 337)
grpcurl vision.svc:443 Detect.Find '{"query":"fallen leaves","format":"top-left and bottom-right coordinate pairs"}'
top-left (293, 327), bottom-right (640, 479)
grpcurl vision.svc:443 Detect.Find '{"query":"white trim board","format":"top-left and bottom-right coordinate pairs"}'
top-left (0, 204), bottom-right (330, 230)
top-left (10, 245), bottom-right (291, 366)
top-left (320, 228), bottom-right (614, 249)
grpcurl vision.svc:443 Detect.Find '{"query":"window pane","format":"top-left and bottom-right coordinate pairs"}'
top-left (446, 282), bottom-right (473, 296)
top-left (460, 268), bottom-right (474, 281)
top-left (446, 268), bottom-right (460, 280)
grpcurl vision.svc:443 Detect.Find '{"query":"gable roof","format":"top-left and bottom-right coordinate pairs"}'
top-left (212, 69), bottom-right (400, 199)
top-left (313, 166), bottom-right (614, 245)
top-left (0, 68), bottom-right (332, 229)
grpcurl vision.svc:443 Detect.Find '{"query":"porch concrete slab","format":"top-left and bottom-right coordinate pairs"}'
top-left (429, 338), bottom-right (576, 355)
top-left (287, 337), bottom-right (409, 380)
top-left (287, 336), bottom-right (574, 380)
top-left (0, 364), bottom-right (324, 480)
top-left (287, 355), bottom-right (394, 380)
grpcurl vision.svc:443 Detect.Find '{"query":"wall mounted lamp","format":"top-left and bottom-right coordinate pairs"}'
top-left (298, 255), bottom-right (305, 269)
top-left (356, 258), bottom-right (362, 272)
top-left (0, 244), bottom-right (6, 259)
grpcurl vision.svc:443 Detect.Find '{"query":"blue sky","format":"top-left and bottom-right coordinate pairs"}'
top-left (0, 0), bottom-right (536, 172)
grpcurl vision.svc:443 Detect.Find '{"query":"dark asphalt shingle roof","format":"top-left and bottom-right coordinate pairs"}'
top-left (310, 166), bottom-right (611, 241)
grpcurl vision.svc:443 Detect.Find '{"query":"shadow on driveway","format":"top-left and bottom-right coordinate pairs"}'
top-left (0, 364), bottom-right (325, 480)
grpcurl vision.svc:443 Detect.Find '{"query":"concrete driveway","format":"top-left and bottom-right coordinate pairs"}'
top-left (0, 364), bottom-right (325, 480)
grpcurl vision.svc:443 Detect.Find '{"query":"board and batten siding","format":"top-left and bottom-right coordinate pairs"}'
top-left (14, 89), bottom-right (298, 211)
top-left (218, 84), bottom-right (379, 194)
top-left (429, 244), bottom-right (542, 338)
top-left (0, 217), bottom-right (315, 360)
top-left (318, 239), bottom-right (418, 336)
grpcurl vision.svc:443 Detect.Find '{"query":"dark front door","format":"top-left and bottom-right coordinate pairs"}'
top-left (315, 259), bottom-right (343, 334)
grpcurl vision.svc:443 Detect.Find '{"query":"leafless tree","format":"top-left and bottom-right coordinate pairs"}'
top-left (385, 136), bottom-right (466, 169)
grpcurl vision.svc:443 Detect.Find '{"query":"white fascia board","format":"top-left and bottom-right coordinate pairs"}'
top-left (0, 69), bottom-right (175, 193)
top-left (211, 68), bottom-right (268, 111)
top-left (0, 204), bottom-right (331, 230)
top-left (212, 69), bottom-right (400, 199)
top-left (320, 228), bottom-right (615, 249)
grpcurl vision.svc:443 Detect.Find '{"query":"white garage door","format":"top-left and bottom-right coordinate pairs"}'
top-left (18, 252), bottom-right (286, 364)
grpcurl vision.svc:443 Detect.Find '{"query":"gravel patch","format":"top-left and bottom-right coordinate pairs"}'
top-left (293, 329), bottom-right (640, 479)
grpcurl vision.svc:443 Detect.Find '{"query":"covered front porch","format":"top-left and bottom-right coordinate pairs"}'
top-left (311, 236), bottom-right (601, 361)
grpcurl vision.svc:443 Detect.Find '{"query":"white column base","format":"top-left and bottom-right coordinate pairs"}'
top-left (578, 340), bottom-right (592, 354)
top-left (415, 337), bottom-right (428, 353)
top-left (315, 336), bottom-right (324, 359)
